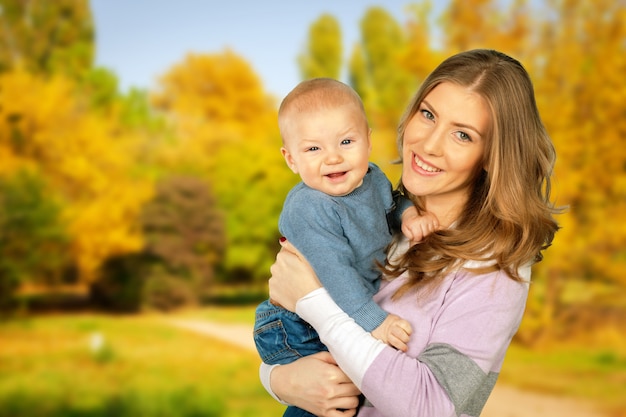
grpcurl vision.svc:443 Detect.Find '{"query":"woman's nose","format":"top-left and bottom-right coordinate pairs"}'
top-left (422, 129), bottom-right (444, 156)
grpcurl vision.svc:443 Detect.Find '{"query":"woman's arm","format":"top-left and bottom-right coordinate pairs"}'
top-left (269, 240), bottom-right (387, 389)
top-left (260, 351), bottom-right (362, 417)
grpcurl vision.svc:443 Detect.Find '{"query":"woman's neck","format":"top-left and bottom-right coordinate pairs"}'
top-left (424, 198), bottom-right (465, 228)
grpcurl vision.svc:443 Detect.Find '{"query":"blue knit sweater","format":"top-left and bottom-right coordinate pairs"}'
top-left (279, 163), bottom-right (406, 332)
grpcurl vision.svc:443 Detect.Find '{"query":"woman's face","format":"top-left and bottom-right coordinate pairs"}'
top-left (401, 82), bottom-right (490, 224)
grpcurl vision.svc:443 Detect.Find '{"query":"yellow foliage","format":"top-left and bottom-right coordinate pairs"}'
top-left (0, 69), bottom-right (153, 281)
top-left (0, 0), bottom-right (94, 78)
top-left (152, 50), bottom-right (273, 128)
top-left (151, 50), bottom-right (294, 280)
top-left (530, 0), bottom-right (626, 288)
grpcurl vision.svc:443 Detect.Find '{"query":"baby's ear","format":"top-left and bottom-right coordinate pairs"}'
top-left (281, 147), bottom-right (299, 174)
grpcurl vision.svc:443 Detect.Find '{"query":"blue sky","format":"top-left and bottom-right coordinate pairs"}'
top-left (91, 1), bottom-right (447, 99)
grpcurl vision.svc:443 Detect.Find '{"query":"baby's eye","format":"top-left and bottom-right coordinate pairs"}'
top-left (306, 146), bottom-right (320, 152)
top-left (341, 139), bottom-right (353, 145)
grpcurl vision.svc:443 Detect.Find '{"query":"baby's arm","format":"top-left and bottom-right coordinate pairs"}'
top-left (371, 314), bottom-right (412, 352)
top-left (401, 206), bottom-right (439, 243)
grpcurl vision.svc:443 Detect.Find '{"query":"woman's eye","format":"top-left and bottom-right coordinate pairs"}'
top-left (420, 109), bottom-right (434, 120)
top-left (456, 131), bottom-right (472, 142)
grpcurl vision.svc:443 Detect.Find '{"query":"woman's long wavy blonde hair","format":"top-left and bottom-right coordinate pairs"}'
top-left (384, 49), bottom-right (562, 294)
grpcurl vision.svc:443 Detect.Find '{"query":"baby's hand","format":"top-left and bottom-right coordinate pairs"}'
top-left (371, 314), bottom-right (412, 352)
top-left (401, 206), bottom-right (439, 244)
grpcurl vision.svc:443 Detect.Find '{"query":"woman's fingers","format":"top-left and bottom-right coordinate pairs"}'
top-left (271, 352), bottom-right (361, 417)
top-left (326, 403), bottom-right (359, 417)
top-left (278, 237), bottom-right (302, 257)
top-left (269, 238), bottom-right (323, 310)
top-left (320, 382), bottom-right (360, 417)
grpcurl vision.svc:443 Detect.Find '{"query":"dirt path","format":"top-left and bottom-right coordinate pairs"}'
top-left (168, 319), bottom-right (608, 417)
top-left (168, 319), bottom-right (256, 351)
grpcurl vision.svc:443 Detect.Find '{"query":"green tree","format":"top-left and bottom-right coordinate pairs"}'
top-left (0, 171), bottom-right (69, 311)
top-left (79, 66), bottom-right (120, 110)
top-left (90, 252), bottom-right (150, 313)
top-left (345, 7), bottom-right (416, 181)
top-left (357, 7), bottom-right (414, 131)
top-left (298, 13), bottom-right (342, 80)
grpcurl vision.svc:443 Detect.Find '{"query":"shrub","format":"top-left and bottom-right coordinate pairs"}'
top-left (142, 271), bottom-right (195, 312)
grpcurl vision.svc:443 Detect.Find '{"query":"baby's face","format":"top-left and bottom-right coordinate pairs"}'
top-left (281, 104), bottom-right (371, 197)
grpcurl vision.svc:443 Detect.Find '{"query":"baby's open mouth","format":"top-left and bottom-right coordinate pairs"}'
top-left (326, 172), bottom-right (347, 178)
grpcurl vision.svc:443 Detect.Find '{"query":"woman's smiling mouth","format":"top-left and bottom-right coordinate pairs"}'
top-left (414, 154), bottom-right (442, 173)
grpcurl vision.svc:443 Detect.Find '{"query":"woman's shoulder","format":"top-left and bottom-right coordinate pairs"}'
top-left (452, 260), bottom-right (531, 307)
top-left (460, 258), bottom-right (531, 284)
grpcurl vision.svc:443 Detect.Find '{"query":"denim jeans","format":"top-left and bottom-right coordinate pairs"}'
top-left (283, 405), bottom-right (317, 417)
top-left (253, 299), bottom-right (327, 365)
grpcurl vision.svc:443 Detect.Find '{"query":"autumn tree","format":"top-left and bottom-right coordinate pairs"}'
top-left (0, 0), bottom-right (94, 78)
top-left (152, 51), bottom-right (296, 283)
top-left (442, 0), bottom-right (499, 52)
top-left (399, 3), bottom-right (443, 81)
top-left (0, 69), bottom-right (152, 284)
top-left (298, 13), bottom-right (342, 80)
top-left (519, 0), bottom-right (626, 343)
top-left (441, 0), bottom-right (530, 55)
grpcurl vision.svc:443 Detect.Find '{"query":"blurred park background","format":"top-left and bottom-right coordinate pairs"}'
top-left (0, 0), bottom-right (625, 416)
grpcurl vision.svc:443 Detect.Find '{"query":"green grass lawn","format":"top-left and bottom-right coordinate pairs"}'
top-left (0, 310), bottom-right (285, 417)
top-left (1, 307), bottom-right (624, 416)
top-left (500, 343), bottom-right (626, 413)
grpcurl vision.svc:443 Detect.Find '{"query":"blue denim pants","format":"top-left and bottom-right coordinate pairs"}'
top-left (253, 299), bottom-right (327, 365)
top-left (254, 300), bottom-right (328, 417)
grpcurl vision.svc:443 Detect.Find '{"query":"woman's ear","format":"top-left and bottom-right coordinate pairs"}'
top-left (482, 154), bottom-right (490, 173)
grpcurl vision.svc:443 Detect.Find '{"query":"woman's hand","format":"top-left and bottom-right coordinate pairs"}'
top-left (269, 238), bottom-right (323, 312)
top-left (271, 351), bottom-right (362, 417)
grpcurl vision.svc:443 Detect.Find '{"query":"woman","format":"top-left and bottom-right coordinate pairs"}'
top-left (263, 49), bottom-right (561, 417)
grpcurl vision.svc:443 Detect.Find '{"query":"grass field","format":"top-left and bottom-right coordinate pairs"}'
top-left (0, 309), bottom-right (285, 417)
top-left (1, 306), bottom-right (625, 416)
top-left (500, 343), bottom-right (626, 413)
